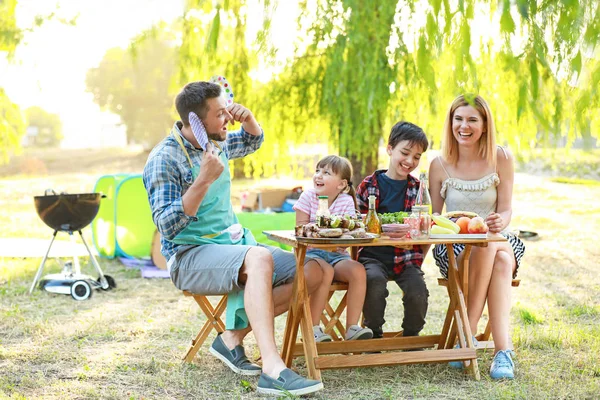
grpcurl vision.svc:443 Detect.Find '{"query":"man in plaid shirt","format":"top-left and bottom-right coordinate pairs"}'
top-left (143, 81), bottom-right (323, 396)
top-left (356, 122), bottom-right (430, 339)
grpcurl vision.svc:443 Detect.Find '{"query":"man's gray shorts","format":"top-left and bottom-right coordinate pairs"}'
top-left (170, 243), bottom-right (304, 295)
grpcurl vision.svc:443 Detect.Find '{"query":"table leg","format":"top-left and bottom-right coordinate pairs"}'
top-left (281, 245), bottom-right (307, 367)
top-left (350, 246), bottom-right (359, 261)
top-left (281, 244), bottom-right (323, 380)
top-left (281, 279), bottom-right (300, 367)
top-left (454, 310), bottom-right (470, 367)
top-left (447, 244), bottom-right (480, 380)
top-left (293, 244), bottom-right (321, 380)
top-left (460, 245), bottom-right (472, 304)
top-left (300, 294), bottom-right (321, 379)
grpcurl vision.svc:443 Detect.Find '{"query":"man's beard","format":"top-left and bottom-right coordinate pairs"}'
top-left (207, 132), bottom-right (225, 141)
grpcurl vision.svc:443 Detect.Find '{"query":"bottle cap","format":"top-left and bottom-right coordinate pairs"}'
top-left (318, 196), bottom-right (328, 199)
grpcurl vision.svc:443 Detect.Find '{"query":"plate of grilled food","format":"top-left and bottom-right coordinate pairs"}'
top-left (295, 215), bottom-right (377, 244)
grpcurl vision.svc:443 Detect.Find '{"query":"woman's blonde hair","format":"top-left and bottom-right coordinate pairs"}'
top-left (316, 155), bottom-right (357, 210)
top-left (441, 94), bottom-right (497, 166)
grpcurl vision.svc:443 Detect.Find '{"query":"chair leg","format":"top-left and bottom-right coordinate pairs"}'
top-left (473, 316), bottom-right (495, 350)
top-left (481, 318), bottom-right (492, 341)
top-left (321, 289), bottom-right (348, 341)
top-left (439, 278), bottom-right (520, 350)
top-left (323, 293), bottom-right (348, 340)
top-left (319, 292), bottom-right (338, 340)
top-left (183, 294), bottom-right (228, 363)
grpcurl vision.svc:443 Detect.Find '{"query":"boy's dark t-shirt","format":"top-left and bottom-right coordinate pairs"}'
top-left (376, 173), bottom-right (408, 213)
top-left (360, 173), bottom-right (407, 263)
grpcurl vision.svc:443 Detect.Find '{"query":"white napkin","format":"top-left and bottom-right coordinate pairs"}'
top-left (189, 111), bottom-right (209, 150)
top-left (223, 223), bottom-right (243, 241)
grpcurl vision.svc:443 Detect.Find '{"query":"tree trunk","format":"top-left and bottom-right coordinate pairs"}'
top-left (339, 122), bottom-right (380, 187)
top-left (231, 158), bottom-right (248, 179)
top-left (346, 152), bottom-right (378, 188)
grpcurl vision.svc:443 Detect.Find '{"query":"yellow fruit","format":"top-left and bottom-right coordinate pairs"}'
top-left (431, 215), bottom-right (461, 233)
top-left (431, 225), bottom-right (455, 235)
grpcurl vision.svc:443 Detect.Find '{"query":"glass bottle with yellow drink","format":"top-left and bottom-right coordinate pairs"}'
top-left (364, 194), bottom-right (381, 235)
top-left (416, 171), bottom-right (432, 215)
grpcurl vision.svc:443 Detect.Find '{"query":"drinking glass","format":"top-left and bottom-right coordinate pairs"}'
top-left (405, 216), bottom-right (420, 239)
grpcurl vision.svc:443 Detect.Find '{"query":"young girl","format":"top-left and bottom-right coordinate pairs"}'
top-left (294, 155), bottom-right (373, 342)
top-left (429, 94), bottom-right (526, 379)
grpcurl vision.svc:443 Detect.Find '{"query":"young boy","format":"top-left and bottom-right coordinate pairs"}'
top-left (356, 121), bottom-right (429, 338)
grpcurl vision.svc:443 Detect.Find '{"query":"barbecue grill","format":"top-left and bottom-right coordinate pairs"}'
top-left (29, 190), bottom-right (116, 300)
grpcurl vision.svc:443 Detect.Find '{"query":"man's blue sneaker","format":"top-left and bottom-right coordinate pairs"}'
top-left (257, 368), bottom-right (323, 396)
top-left (209, 334), bottom-right (262, 376)
top-left (490, 350), bottom-right (515, 379)
top-left (449, 336), bottom-right (479, 369)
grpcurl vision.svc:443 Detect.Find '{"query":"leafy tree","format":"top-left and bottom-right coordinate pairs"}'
top-left (0, 0), bottom-right (21, 55)
top-left (86, 25), bottom-right (177, 148)
top-left (178, 0), bottom-right (600, 182)
top-left (24, 106), bottom-right (63, 147)
top-left (0, 0), bottom-right (24, 163)
top-left (1, 1), bottom-right (76, 163)
top-left (0, 88), bottom-right (24, 162)
top-left (176, 1), bottom-right (337, 178)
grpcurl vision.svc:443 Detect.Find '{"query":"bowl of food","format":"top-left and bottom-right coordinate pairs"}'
top-left (382, 223), bottom-right (410, 239)
top-left (382, 223), bottom-right (409, 231)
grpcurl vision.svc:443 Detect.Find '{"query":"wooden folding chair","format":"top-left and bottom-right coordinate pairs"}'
top-left (437, 278), bottom-right (520, 349)
top-left (321, 278), bottom-right (406, 340)
top-left (182, 291), bottom-right (228, 363)
top-left (321, 282), bottom-right (349, 340)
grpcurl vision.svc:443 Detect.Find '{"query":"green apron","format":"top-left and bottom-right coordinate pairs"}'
top-left (171, 132), bottom-right (257, 247)
top-left (171, 132), bottom-right (254, 329)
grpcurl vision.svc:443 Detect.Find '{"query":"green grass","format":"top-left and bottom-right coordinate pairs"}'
top-left (517, 307), bottom-right (544, 325)
top-left (1, 148), bottom-right (600, 399)
top-left (565, 304), bottom-right (600, 318)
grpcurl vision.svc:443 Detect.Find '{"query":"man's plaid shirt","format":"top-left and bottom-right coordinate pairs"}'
top-left (143, 122), bottom-right (263, 261)
top-left (356, 170), bottom-right (424, 275)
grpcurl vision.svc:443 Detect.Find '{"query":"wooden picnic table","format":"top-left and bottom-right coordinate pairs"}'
top-left (263, 230), bottom-right (508, 381)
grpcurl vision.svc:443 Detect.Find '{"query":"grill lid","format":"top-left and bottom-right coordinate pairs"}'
top-left (34, 191), bottom-right (105, 232)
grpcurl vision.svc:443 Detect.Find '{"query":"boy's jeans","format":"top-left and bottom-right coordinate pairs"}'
top-left (359, 257), bottom-right (429, 338)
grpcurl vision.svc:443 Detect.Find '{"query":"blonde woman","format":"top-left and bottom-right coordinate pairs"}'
top-left (429, 94), bottom-right (525, 379)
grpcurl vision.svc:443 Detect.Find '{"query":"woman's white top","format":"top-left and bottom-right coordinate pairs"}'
top-left (438, 146), bottom-right (508, 220)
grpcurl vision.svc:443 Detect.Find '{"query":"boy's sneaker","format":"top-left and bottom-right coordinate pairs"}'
top-left (257, 368), bottom-right (323, 396)
top-left (345, 325), bottom-right (373, 340)
top-left (313, 326), bottom-right (333, 343)
top-left (490, 350), bottom-right (515, 379)
top-left (449, 336), bottom-right (479, 369)
top-left (209, 334), bottom-right (261, 376)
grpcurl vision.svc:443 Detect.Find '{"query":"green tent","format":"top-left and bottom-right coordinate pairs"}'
top-left (92, 174), bottom-right (155, 258)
